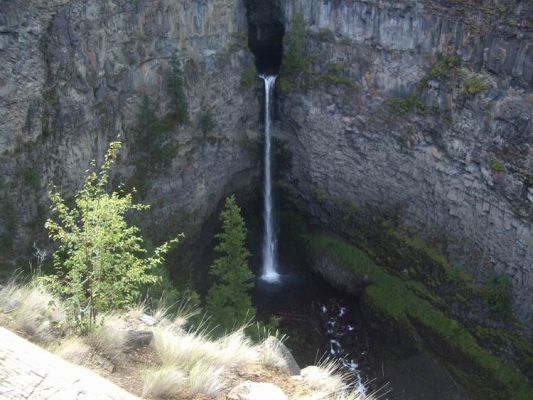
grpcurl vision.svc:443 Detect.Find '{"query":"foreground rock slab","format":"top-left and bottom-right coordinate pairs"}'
top-left (0, 327), bottom-right (138, 400)
top-left (227, 381), bottom-right (288, 400)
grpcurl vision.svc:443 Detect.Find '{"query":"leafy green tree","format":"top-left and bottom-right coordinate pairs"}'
top-left (44, 140), bottom-right (181, 330)
top-left (168, 54), bottom-right (188, 124)
top-left (206, 195), bottom-right (255, 332)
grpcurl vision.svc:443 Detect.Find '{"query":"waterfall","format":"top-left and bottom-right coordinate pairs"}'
top-left (260, 75), bottom-right (280, 282)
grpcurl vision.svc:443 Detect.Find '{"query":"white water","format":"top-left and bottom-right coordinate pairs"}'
top-left (260, 75), bottom-right (280, 283)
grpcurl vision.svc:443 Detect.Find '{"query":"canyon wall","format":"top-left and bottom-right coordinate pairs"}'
top-left (1, 0), bottom-right (533, 332)
top-left (278, 0), bottom-right (533, 330)
top-left (0, 0), bottom-right (260, 263)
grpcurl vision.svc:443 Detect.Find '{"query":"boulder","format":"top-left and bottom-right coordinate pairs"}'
top-left (124, 330), bottom-right (153, 352)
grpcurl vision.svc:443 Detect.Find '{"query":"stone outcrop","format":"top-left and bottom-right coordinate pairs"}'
top-left (0, 327), bottom-right (139, 400)
top-left (278, 0), bottom-right (533, 331)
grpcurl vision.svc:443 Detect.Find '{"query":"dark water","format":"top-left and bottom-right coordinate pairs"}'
top-left (252, 262), bottom-right (473, 400)
top-left (253, 268), bottom-right (373, 396)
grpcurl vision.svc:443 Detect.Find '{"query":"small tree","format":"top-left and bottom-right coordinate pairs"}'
top-left (168, 53), bottom-right (188, 124)
top-left (206, 195), bottom-right (255, 332)
top-left (45, 140), bottom-right (181, 330)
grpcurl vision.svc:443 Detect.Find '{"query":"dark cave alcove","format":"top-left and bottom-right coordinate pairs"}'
top-left (245, 0), bottom-right (285, 74)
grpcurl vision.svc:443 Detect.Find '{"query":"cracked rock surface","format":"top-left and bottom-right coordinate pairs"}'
top-left (0, 327), bottom-right (139, 400)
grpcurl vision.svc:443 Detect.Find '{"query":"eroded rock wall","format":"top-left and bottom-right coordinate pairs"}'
top-left (0, 0), bottom-right (260, 260)
top-left (278, 0), bottom-right (533, 330)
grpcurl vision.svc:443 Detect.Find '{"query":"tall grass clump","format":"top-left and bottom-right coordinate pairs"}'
top-left (0, 280), bottom-right (65, 342)
top-left (86, 316), bottom-right (127, 365)
top-left (54, 337), bottom-right (90, 364)
top-left (142, 367), bottom-right (187, 399)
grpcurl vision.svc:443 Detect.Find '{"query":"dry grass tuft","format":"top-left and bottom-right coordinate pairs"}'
top-left (87, 317), bottom-right (127, 365)
top-left (300, 361), bottom-right (348, 395)
top-left (152, 325), bottom-right (259, 370)
top-left (259, 336), bottom-right (290, 370)
top-left (149, 325), bottom-right (262, 398)
top-left (214, 328), bottom-right (257, 368)
top-left (186, 362), bottom-right (225, 397)
top-left (0, 281), bottom-right (65, 342)
top-left (54, 337), bottom-right (91, 364)
top-left (142, 367), bottom-right (187, 399)
top-left (151, 326), bottom-right (219, 370)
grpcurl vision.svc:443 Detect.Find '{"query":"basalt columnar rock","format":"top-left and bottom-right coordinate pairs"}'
top-left (0, 0), bottom-right (261, 270)
top-left (277, 0), bottom-right (533, 332)
top-left (1, 0), bottom-right (533, 335)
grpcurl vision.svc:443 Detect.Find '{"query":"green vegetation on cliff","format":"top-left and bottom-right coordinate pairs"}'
top-left (464, 77), bottom-right (488, 96)
top-left (280, 12), bottom-right (356, 92)
top-left (309, 233), bottom-right (533, 400)
top-left (281, 12), bottom-right (308, 77)
top-left (485, 275), bottom-right (513, 313)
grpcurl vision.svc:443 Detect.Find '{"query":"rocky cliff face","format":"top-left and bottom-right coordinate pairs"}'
top-left (1, 0), bottom-right (532, 333)
top-left (278, 0), bottom-right (533, 330)
top-left (0, 0), bottom-right (261, 263)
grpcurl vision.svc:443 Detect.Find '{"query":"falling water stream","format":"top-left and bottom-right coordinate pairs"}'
top-left (256, 74), bottom-right (368, 396)
top-left (260, 75), bottom-right (280, 282)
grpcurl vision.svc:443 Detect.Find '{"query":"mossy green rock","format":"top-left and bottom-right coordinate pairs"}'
top-left (310, 233), bottom-right (533, 400)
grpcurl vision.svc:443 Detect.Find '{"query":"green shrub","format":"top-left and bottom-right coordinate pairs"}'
top-left (464, 77), bottom-right (488, 96)
top-left (430, 53), bottom-right (460, 80)
top-left (319, 64), bottom-right (356, 89)
top-left (315, 189), bottom-right (327, 204)
top-left (444, 266), bottom-right (464, 284)
top-left (315, 28), bottom-right (335, 42)
top-left (137, 93), bottom-right (164, 150)
top-left (240, 67), bottom-right (257, 90)
top-left (491, 159), bottom-right (506, 173)
top-left (485, 275), bottom-right (513, 313)
top-left (136, 93), bottom-right (176, 168)
top-left (388, 93), bottom-right (425, 115)
top-left (431, 101), bottom-right (440, 115)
